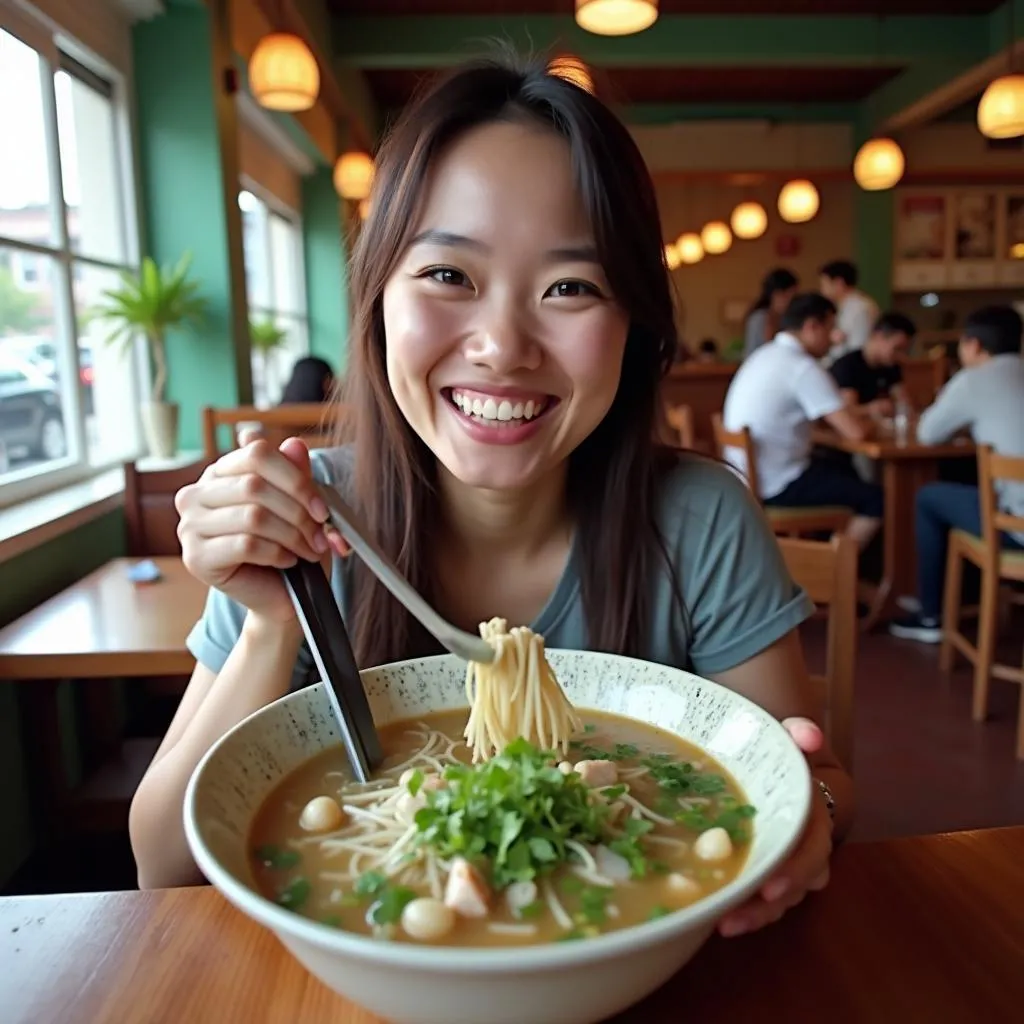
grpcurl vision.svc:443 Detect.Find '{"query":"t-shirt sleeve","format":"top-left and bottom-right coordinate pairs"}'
top-left (795, 360), bottom-right (844, 421)
top-left (829, 353), bottom-right (858, 392)
top-left (664, 461), bottom-right (815, 675)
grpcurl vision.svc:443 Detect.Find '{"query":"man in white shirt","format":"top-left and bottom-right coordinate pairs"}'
top-left (819, 260), bottom-right (880, 367)
top-left (722, 292), bottom-right (883, 552)
top-left (890, 305), bottom-right (1024, 644)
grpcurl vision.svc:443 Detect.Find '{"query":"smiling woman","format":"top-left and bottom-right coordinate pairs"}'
top-left (132, 53), bottom-right (852, 939)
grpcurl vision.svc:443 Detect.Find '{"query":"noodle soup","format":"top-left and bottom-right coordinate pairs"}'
top-left (249, 709), bottom-right (755, 947)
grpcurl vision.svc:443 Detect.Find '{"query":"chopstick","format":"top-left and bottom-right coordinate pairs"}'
top-left (314, 482), bottom-right (496, 665)
top-left (281, 560), bottom-right (382, 783)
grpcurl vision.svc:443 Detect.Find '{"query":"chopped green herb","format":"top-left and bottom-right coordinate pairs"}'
top-left (613, 742), bottom-right (639, 760)
top-left (647, 905), bottom-right (670, 921)
top-left (608, 817), bottom-right (653, 879)
top-left (412, 739), bottom-right (614, 887)
top-left (583, 724), bottom-right (597, 734)
top-left (517, 900), bottom-right (544, 919)
top-left (368, 886), bottom-right (417, 926)
top-left (354, 870), bottom-right (388, 896)
top-left (321, 915), bottom-right (344, 928)
top-left (559, 875), bottom-right (584, 894)
top-left (254, 844), bottom-right (300, 870)
top-left (556, 929), bottom-right (586, 942)
top-left (406, 768), bottom-right (424, 796)
top-left (577, 885), bottom-right (612, 925)
top-left (276, 877), bottom-right (311, 911)
top-left (676, 803), bottom-right (757, 844)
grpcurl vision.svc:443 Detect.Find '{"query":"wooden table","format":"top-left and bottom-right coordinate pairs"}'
top-left (812, 429), bottom-right (975, 627)
top-left (2, 826), bottom-right (1021, 1023)
top-left (0, 557), bottom-right (207, 846)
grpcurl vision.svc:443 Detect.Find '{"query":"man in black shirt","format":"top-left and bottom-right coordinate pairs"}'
top-left (829, 311), bottom-right (917, 415)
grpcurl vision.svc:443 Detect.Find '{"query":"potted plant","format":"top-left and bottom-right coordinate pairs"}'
top-left (92, 252), bottom-right (206, 458)
top-left (249, 316), bottom-right (288, 403)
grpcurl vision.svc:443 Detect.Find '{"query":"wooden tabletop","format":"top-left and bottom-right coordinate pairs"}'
top-left (2, 827), bottom-right (1021, 1024)
top-left (0, 557), bottom-right (206, 679)
top-left (812, 426), bottom-right (975, 461)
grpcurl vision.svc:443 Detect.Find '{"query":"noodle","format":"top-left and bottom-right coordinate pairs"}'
top-left (463, 617), bottom-right (582, 762)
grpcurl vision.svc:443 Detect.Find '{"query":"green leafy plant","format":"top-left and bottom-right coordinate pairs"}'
top-left (249, 316), bottom-right (289, 401)
top-left (91, 252), bottom-right (207, 403)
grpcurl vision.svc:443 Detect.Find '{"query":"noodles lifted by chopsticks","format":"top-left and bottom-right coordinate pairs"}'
top-left (463, 617), bottom-right (582, 762)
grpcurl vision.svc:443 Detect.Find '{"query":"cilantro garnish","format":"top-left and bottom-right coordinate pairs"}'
top-left (254, 844), bottom-right (301, 870)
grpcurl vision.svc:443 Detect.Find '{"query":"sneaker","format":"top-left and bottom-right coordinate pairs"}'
top-left (889, 614), bottom-right (943, 644)
top-left (896, 595), bottom-right (922, 614)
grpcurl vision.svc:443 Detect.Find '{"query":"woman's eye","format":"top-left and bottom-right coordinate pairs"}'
top-left (546, 280), bottom-right (600, 299)
top-left (425, 267), bottom-right (469, 287)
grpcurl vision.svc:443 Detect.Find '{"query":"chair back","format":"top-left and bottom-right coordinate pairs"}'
top-left (123, 457), bottom-right (211, 556)
top-left (978, 445), bottom-right (1024, 557)
top-left (777, 534), bottom-right (858, 771)
top-left (201, 403), bottom-right (346, 459)
top-left (711, 413), bottom-right (760, 495)
top-left (664, 403), bottom-right (696, 449)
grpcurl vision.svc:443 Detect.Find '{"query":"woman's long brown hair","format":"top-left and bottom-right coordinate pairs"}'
top-left (339, 54), bottom-right (679, 669)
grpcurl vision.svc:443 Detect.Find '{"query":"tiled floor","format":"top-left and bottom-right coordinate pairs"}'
top-left (800, 617), bottom-right (1024, 842)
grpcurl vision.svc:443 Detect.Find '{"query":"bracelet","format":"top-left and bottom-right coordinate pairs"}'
top-left (816, 778), bottom-right (836, 822)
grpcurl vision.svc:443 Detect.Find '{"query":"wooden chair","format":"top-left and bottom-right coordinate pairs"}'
top-left (711, 414), bottom-right (852, 537)
top-left (123, 457), bottom-right (211, 556)
top-left (664, 403), bottom-right (696, 449)
top-left (778, 534), bottom-right (858, 770)
top-left (939, 446), bottom-right (1024, 758)
top-left (201, 403), bottom-right (345, 459)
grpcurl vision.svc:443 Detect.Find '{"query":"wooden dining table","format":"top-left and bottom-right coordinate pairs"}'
top-left (2, 825), bottom-right (1021, 1023)
top-left (0, 556), bottom-right (207, 850)
top-left (812, 427), bottom-right (975, 628)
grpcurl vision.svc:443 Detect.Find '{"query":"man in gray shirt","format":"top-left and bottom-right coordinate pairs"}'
top-left (890, 305), bottom-right (1024, 643)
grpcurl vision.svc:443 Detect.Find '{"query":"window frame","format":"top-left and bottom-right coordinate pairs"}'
top-left (0, 9), bottom-right (143, 510)
top-left (238, 176), bottom-right (310, 407)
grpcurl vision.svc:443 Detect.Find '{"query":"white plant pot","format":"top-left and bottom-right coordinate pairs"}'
top-left (141, 400), bottom-right (179, 459)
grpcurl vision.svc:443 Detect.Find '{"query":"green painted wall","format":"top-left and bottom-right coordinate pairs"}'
top-left (0, 511), bottom-right (126, 887)
top-left (132, 2), bottom-right (251, 449)
top-left (302, 167), bottom-right (350, 372)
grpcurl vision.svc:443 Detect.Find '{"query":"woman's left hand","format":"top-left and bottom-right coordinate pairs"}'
top-left (716, 717), bottom-right (833, 938)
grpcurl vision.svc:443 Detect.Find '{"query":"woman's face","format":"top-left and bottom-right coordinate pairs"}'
top-left (382, 121), bottom-right (629, 492)
top-left (771, 286), bottom-right (796, 314)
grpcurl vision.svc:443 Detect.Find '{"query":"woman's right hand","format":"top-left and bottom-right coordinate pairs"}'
top-left (175, 430), bottom-right (346, 622)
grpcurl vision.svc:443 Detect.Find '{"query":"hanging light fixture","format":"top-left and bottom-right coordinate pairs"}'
top-left (730, 201), bottom-right (768, 240)
top-left (853, 137), bottom-right (905, 191)
top-left (249, 32), bottom-right (320, 113)
top-left (676, 232), bottom-right (704, 265)
top-left (575, 0), bottom-right (658, 37)
top-left (700, 221), bottom-right (732, 255)
top-left (978, 74), bottom-right (1024, 139)
top-left (778, 179), bottom-right (820, 224)
top-left (664, 242), bottom-right (682, 271)
top-left (978, 3), bottom-right (1024, 139)
top-left (333, 151), bottom-right (374, 200)
top-left (358, 199), bottom-right (371, 220)
top-left (547, 55), bottom-right (594, 94)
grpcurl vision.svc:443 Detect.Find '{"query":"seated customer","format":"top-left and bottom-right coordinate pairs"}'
top-left (890, 306), bottom-right (1024, 643)
top-left (722, 293), bottom-right (883, 552)
top-left (830, 312), bottom-right (916, 416)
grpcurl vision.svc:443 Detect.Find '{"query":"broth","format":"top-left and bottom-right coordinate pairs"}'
top-left (249, 709), bottom-right (755, 947)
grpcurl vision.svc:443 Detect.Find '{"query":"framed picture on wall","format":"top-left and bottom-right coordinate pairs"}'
top-left (1006, 195), bottom-right (1024, 259)
top-left (954, 192), bottom-right (997, 260)
top-left (896, 194), bottom-right (946, 261)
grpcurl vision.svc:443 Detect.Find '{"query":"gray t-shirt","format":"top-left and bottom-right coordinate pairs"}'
top-left (186, 448), bottom-right (813, 689)
top-left (916, 353), bottom-right (1024, 544)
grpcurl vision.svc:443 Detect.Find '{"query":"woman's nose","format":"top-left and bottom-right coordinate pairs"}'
top-left (463, 304), bottom-right (543, 373)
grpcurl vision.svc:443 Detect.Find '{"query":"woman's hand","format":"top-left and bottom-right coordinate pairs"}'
top-left (176, 430), bottom-right (347, 622)
top-left (716, 717), bottom-right (833, 938)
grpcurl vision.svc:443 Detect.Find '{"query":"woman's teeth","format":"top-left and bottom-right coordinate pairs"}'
top-left (450, 390), bottom-right (547, 425)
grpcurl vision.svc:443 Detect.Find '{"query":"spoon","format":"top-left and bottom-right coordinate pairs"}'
top-left (314, 482), bottom-right (496, 665)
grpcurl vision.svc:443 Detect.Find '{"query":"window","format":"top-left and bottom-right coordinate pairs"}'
top-left (239, 186), bottom-right (309, 406)
top-left (0, 21), bottom-right (140, 506)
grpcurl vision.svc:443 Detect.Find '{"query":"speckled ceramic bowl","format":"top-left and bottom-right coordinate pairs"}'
top-left (184, 651), bottom-right (811, 1024)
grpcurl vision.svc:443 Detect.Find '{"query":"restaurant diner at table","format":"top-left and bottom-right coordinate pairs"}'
top-left (1, 3), bottom-right (1023, 1023)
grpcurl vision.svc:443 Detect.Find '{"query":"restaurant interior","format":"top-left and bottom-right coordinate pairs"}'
top-left (0, 0), bottom-right (1022, 1020)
